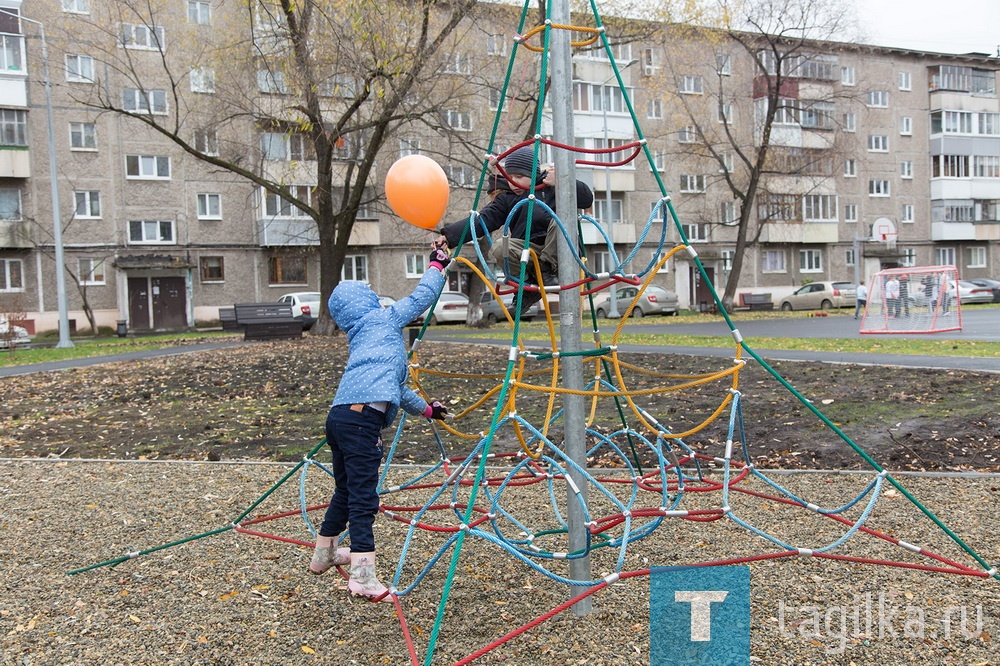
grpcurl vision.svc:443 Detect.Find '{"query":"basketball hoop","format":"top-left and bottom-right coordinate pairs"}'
top-left (872, 217), bottom-right (897, 250)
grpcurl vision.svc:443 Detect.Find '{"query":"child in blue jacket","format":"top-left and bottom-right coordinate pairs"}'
top-left (309, 248), bottom-right (450, 600)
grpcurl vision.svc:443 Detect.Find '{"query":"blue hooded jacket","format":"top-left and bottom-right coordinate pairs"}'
top-left (328, 268), bottom-right (445, 427)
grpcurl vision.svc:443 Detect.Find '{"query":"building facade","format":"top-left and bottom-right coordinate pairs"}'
top-left (1, 0), bottom-right (998, 334)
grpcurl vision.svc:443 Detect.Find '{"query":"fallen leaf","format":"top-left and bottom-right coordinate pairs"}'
top-left (301, 646), bottom-right (315, 654)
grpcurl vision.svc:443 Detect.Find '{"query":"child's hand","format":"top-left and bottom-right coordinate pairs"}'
top-left (429, 248), bottom-right (451, 271)
top-left (424, 401), bottom-right (448, 420)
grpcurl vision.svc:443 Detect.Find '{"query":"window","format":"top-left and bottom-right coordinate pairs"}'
top-left (769, 97), bottom-right (799, 125)
top-left (0, 109), bottom-right (27, 146)
top-left (799, 249), bottom-right (822, 273)
top-left (197, 193), bottom-right (221, 219)
top-left (190, 67), bottom-right (215, 93)
top-left (841, 66), bottom-right (855, 86)
top-left (678, 126), bottom-right (698, 143)
top-left (642, 47), bottom-right (658, 75)
top-left (647, 99), bottom-right (663, 119)
top-left (269, 255), bottom-right (308, 284)
top-left (719, 201), bottom-right (736, 225)
top-left (65, 55), bottom-right (94, 82)
top-left (868, 179), bottom-right (890, 197)
top-left (650, 149), bottom-right (665, 172)
top-left (194, 129), bottom-right (218, 156)
top-left (128, 220), bottom-right (175, 244)
top-left (933, 154), bottom-right (970, 178)
top-left (967, 246), bottom-right (987, 268)
top-left (900, 248), bottom-right (916, 267)
top-left (263, 185), bottom-right (311, 217)
top-left (260, 132), bottom-right (312, 161)
top-left (679, 75), bottom-right (703, 94)
top-left (716, 54), bottom-right (731, 76)
top-left (902, 204), bottom-right (914, 223)
top-left (931, 110), bottom-right (974, 134)
top-left (62, 0), bottom-right (90, 14)
top-left (78, 258), bottom-right (105, 285)
top-left (442, 52), bottom-right (472, 75)
top-left (69, 122), bottom-right (97, 149)
top-left (898, 71), bottom-right (911, 91)
top-left (405, 253), bottom-right (426, 278)
top-left (125, 154), bottom-right (170, 179)
top-left (679, 174), bottom-right (706, 193)
top-left (979, 113), bottom-right (999, 135)
top-left (120, 23), bottom-right (165, 50)
top-left (399, 138), bottom-right (421, 157)
top-left (717, 101), bottom-right (733, 124)
top-left (900, 117), bottom-right (912, 135)
top-left (200, 256), bottom-right (224, 281)
top-left (866, 90), bottom-right (888, 108)
top-left (758, 193), bottom-right (798, 221)
top-left (721, 250), bottom-right (734, 272)
top-left (845, 249), bottom-right (855, 267)
top-left (803, 194), bottom-right (837, 222)
top-left (900, 160), bottom-right (913, 179)
top-left (443, 110), bottom-right (471, 131)
top-left (446, 164), bottom-right (476, 187)
top-left (761, 250), bottom-right (786, 273)
top-left (0, 188), bottom-right (21, 220)
top-left (844, 159), bottom-right (856, 177)
top-left (0, 32), bottom-right (24, 73)
top-left (974, 155), bottom-right (1000, 178)
top-left (930, 65), bottom-right (996, 95)
top-left (595, 197), bottom-right (623, 224)
top-left (844, 204), bottom-right (858, 222)
top-left (188, 1), bottom-right (211, 24)
top-left (867, 135), bottom-right (888, 152)
top-left (0, 258), bottom-right (24, 292)
top-left (799, 100), bottom-right (835, 130)
top-left (341, 254), bottom-right (367, 282)
top-left (843, 112), bottom-right (856, 132)
top-left (934, 203), bottom-right (974, 222)
top-left (74, 190), bottom-right (101, 218)
top-left (683, 223), bottom-right (709, 242)
top-left (257, 69), bottom-right (287, 94)
top-left (486, 34), bottom-right (505, 57)
top-left (488, 88), bottom-right (504, 111)
top-left (122, 88), bottom-right (168, 115)
top-left (936, 247), bottom-right (956, 266)
top-left (356, 202), bottom-right (377, 220)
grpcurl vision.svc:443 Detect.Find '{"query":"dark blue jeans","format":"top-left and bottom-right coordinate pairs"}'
top-left (318, 405), bottom-right (385, 553)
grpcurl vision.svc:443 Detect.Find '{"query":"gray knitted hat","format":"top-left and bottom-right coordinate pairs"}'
top-left (502, 146), bottom-right (537, 176)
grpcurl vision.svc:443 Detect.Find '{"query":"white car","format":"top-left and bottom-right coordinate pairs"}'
top-left (277, 291), bottom-right (321, 330)
top-left (429, 292), bottom-right (469, 325)
top-left (0, 316), bottom-right (31, 349)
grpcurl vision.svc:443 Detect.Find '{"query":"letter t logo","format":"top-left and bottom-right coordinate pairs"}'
top-left (675, 590), bottom-right (729, 641)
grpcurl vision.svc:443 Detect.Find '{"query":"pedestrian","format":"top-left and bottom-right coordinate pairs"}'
top-left (898, 274), bottom-right (910, 317)
top-left (855, 280), bottom-right (868, 319)
top-left (309, 247), bottom-right (451, 600)
top-left (435, 145), bottom-right (594, 315)
top-left (885, 275), bottom-right (900, 318)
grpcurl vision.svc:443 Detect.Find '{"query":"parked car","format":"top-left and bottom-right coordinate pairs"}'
top-left (905, 280), bottom-right (992, 308)
top-left (0, 316), bottom-right (31, 349)
top-left (277, 291), bottom-right (321, 330)
top-left (779, 281), bottom-right (856, 311)
top-left (429, 292), bottom-right (469, 325)
top-left (479, 291), bottom-right (540, 323)
top-left (590, 285), bottom-right (679, 318)
top-left (967, 278), bottom-right (1000, 303)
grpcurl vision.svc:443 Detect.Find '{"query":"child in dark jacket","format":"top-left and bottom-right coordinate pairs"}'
top-left (309, 248), bottom-right (450, 600)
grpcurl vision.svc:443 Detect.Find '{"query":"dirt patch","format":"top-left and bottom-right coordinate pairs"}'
top-left (2, 338), bottom-right (998, 472)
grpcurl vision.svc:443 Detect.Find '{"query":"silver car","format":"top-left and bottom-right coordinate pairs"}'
top-left (779, 281), bottom-right (856, 311)
top-left (591, 285), bottom-right (679, 318)
top-left (0, 316), bottom-right (31, 349)
top-left (479, 291), bottom-right (540, 323)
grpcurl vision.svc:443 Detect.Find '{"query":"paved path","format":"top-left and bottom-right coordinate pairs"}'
top-left (0, 341), bottom-right (246, 378)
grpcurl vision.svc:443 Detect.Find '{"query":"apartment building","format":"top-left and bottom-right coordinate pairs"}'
top-left (1, 0), bottom-right (998, 334)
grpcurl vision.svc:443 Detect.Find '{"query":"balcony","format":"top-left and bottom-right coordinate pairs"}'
top-left (0, 219), bottom-right (31, 248)
top-left (258, 218), bottom-right (380, 247)
top-left (0, 146), bottom-right (30, 178)
top-left (580, 221), bottom-right (636, 246)
top-left (931, 221), bottom-right (975, 241)
top-left (758, 221), bottom-right (838, 244)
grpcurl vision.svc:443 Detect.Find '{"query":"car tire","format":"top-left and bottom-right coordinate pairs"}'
top-left (596, 308), bottom-right (607, 319)
top-left (781, 302), bottom-right (793, 311)
top-left (429, 315), bottom-right (439, 326)
top-left (820, 299), bottom-right (833, 310)
top-left (632, 308), bottom-right (644, 318)
top-left (487, 313), bottom-right (499, 324)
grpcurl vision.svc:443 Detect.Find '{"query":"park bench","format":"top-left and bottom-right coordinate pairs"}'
top-left (741, 293), bottom-right (774, 311)
top-left (233, 303), bottom-right (303, 341)
top-left (218, 307), bottom-right (241, 332)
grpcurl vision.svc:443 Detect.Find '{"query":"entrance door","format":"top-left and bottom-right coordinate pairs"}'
top-left (128, 278), bottom-right (151, 330)
top-left (151, 277), bottom-right (187, 329)
top-left (692, 266), bottom-right (715, 311)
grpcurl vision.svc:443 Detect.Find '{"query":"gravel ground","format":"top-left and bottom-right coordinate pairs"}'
top-left (1, 459), bottom-right (997, 665)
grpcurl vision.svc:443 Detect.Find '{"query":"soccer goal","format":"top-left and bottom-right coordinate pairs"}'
top-left (861, 265), bottom-right (961, 334)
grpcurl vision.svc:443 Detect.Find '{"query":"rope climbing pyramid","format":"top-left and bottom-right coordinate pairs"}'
top-left (68, 1), bottom-right (998, 664)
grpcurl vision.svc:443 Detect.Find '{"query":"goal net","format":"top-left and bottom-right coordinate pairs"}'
top-left (860, 265), bottom-right (961, 334)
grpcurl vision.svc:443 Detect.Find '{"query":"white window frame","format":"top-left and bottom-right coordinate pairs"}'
top-left (190, 67), bottom-right (215, 93)
top-left (868, 179), bottom-right (890, 197)
top-left (78, 258), bottom-right (106, 286)
top-left (128, 219), bottom-right (175, 245)
top-left (683, 222), bottom-right (709, 242)
top-left (679, 75), bottom-right (703, 95)
top-left (843, 112), bottom-right (856, 133)
top-left (900, 249), bottom-right (917, 267)
top-left (803, 194), bottom-right (838, 222)
top-left (187, 0), bottom-right (211, 24)
top-left (719, 201), bottom-right (736, 225)
top-left (486, 34), bottom-right (505, 57)
top-left (62, 0), bottom-right (90, 14)
top-left (197, 193), bottom-right (222, 220)
top-left (679, 174), bottom-right (706, 193)
top-left (866, 90), bottom-right (889, 108)
top-left (936, 247), bottom-right (956, 266)
top-left (973, 155), bottom-right (1000, 178)
top-left (120, 23), bottom-right (165, 51)
top-left (341, 254), bottom-right (369, 282)
top-left (65, 54), bottom-right (94, 83)
top-left (720, 151), bottom-right (734, 173)
top-left (845, 248), bottom-right (856, 267)
top-left (399, 138), bottom-right (421, 157)
top-left (900, 160), bottom-right (913, 179)
top-left (967, 246), bottom-right (987, 268)
top-left (900, 116), bottom-right (912, 136)
top-left (844, 204), bottom-right (858, 222)
top-left (716, 54), bottom-right (731, 76)
top-left (717, 101), bottom-right (733, 124)
top-left (73, 190), bottom-right (101, 218)
top-left (844, 158), bottom-right (856, 177)
top-left (405, 253), bottom-right (427, 278)
top-left (840, 66), bottom-right (855, 86)
top-left (595, 197), bottom-right (624, 225)
top-left (69, 122), bottom-right (97, 150)
top-left (263, 185), bottom-right (311, 218)
top-left (125, 154), bottom-right (170, 179)
top-left (647, 98), bottom-right (663, 119)
top-left (799, 249), bottom-right (823, 273)
top-left (761, 250), bottom-right (786, 274)
top-left (902, 204), bottom-right (914, 223)
top-left (898, 71), bottom-right (911, 91)
top-left (122, 88), bottom-right (168, 115)
top-left (867, 135), bottom-right (888, 152)
top-left (650, 149), bottom-right (666, 172)
top-left (256, 69), bottom-right (287, 94)
top-left (678, 125), bottom-right (698, 143)
top-left (0, 258), bottom-right (25, 292)
top-left (194, 129), bottom-right (218, 156)
top-left (443, 109), bottom-right (471, 132)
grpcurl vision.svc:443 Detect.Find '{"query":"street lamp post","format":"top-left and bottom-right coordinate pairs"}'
top-left (14, 12), bottom-right (74, 347)
top-left (600, 59), bottom-right (638, 319)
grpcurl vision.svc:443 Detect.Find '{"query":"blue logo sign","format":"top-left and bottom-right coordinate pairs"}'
top-left (649, 565), bottom-right (750, 665)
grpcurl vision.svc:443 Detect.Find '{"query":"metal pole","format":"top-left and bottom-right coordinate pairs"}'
top-left (21, 15), bottom-right (74, 347)
top-left (550, 0), bottom-right (590, 615)
top-left (602, 99), bottom-right (620, 318)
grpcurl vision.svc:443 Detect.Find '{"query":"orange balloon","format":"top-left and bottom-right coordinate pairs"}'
top-left (384, 155), bottom-right (450, 230)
